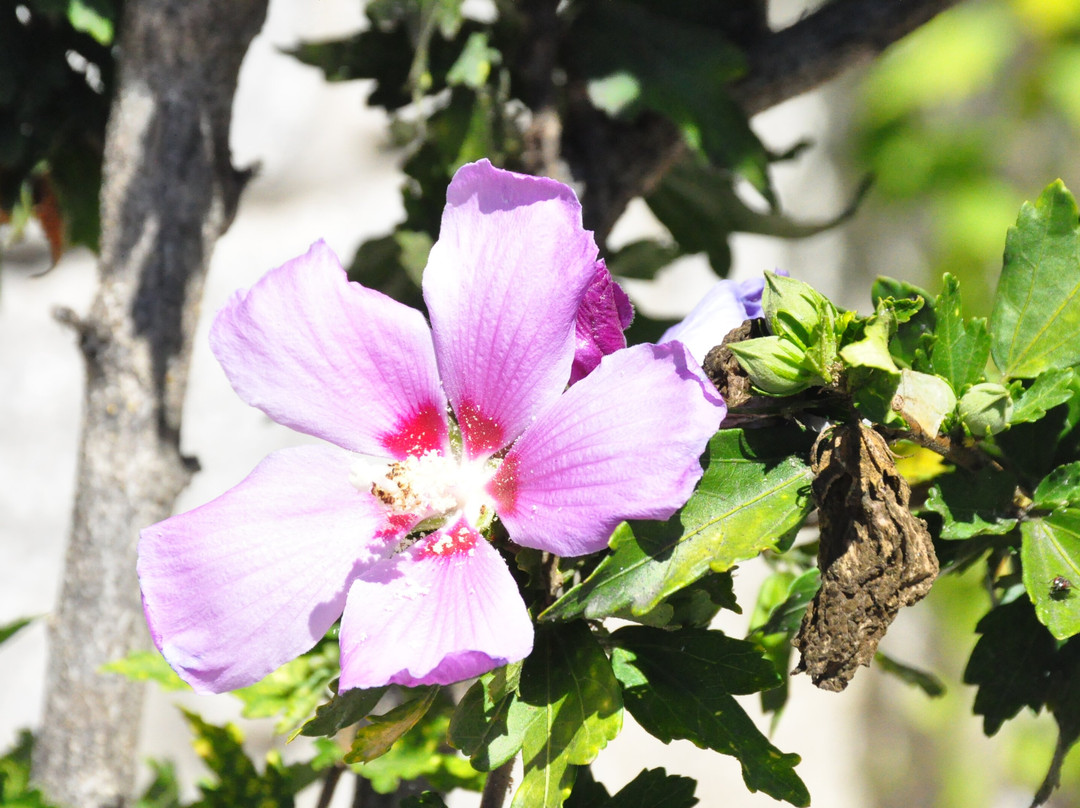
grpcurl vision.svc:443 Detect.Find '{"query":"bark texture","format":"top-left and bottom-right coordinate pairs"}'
top-left (793, 423), bottom-right (939, 692)
top-left (32, 1), bottom-right (267, 805)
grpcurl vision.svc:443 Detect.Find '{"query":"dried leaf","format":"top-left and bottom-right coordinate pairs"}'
top-left (793, 423), bottom-right (938, 691)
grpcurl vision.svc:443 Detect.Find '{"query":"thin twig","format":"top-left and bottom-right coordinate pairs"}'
top-left (479, 758), bottom-right (516, 808)
top-left (315, 763), bottom-right (345, 808)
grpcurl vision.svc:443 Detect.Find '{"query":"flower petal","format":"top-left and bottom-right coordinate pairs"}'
top-left (660, 270), bottom-right (789, 364)
top-left (490, 343), bottom-right (726, 556)
top-left (423, 160), bottom-right (598, 457)
top-left (138, 445), bottom-right (388, 693)
top-left (338, 522), bottom-right (533, 689)
top-left (659, 279), bottom-right (750, 364)
top-left (570, 260), bottom-right (634, 385)
top-left (211, 240), bottom-right (448, 457)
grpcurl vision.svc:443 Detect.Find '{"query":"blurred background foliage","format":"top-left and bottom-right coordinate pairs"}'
top-left (851, 0), bottom-right (1080, 317)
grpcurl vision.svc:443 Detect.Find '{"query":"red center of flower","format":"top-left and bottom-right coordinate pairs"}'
top-left (419, 520), bottom-right (480, 558)
top-left (380, 402), bottom-right (447, 458)
top-left (487, 453), bottom-right (519, 513)
top-left (456, 399), bottom-right (505, 459)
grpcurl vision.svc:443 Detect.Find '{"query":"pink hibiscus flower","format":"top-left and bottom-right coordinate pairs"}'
top-left (137, 159), bottom-right (725, 694)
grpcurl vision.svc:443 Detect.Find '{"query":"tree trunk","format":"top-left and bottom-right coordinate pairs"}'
top-left (32, 1), bottom-right (267, 805)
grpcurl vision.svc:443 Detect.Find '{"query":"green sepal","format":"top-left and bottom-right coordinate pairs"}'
top-left (610, 626), bottom-right (808, 806)
top-left (543, 428), bottom-right (813, 623)
top-left (958, 382), bottom-right (1014, 436)
top-left (726, 336), bottom-right (823, 395)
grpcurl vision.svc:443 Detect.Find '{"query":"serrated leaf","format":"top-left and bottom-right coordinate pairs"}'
top-left (610, 627), bottom-right (808, 806)
top-left (964, 597), bottom-right (1057, 735)
top-left (872, 276), bottom-right (936, 369)
top-left (543, 428), bottom-right (813, 622)
top-left (296, 684), bottom-right (388, 740)
top-left (1022, 510), bottom-right (1080, 639)
top-left (929, 273), bottom-right (990, 390)
top-left (100, 651), bottom-right (188, 691)
top-left (346, 687), bottom-right (440, 763)
top-left (990, 180), bottom-right (1080, 379)
top-left (1034, 462), bottom-right (1080, 509)
top-left (448, 662), bottom-right (523, 771)
top-left (601, 768), bottom-right (698, 808)
top-left (924, 467), bottom-right (1019, 539)
top-left (1010, 368), bottom-right (1077, 425)
top-left (510, 623), bottom-right (623, 808)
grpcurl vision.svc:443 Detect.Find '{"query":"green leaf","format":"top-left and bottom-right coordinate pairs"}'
top-left (605, 239), bottom-right (682, 280)
top-left (1022, 509), bottom-right (1080, 639)
top-left (1034, 462), bottom-right (1080, 509)
top-left (446, 31), bottom-right (499, 89)
top-left (1010, 368), bottom-right (1077, 425)
top-left (964, 596), bottom-right (1057, 735)
top-left (0, 731), bottom-right (59, 807)
top-left (67, 0), bottom-right (113, 45)
top-left (296, 683), bottom-right (388, 740)
top-left (924, 466), bottom-right (1019, 539)
top-left (565, 765), bottom-right (610, 807)
top-left (748, 569), bottom-right (821, 639)
top-left (600, 768), bottom-right (698, 808)
top-left (610, 627), bottom-right (808, 806)
top-left (135, 759), bottom-right (181, 808)
top-left (874, 652), bottom-right (946, 697)
top-left (0, 616), bottom-right (33, 647)
top-left (990, 180), bottom-right (1080, 379)
top-left (510, 623), bottom-right (623, 808)
top-left (346, 687), bottom-right (440, 763)
top-left (181, 709), bottom-right (321, 807)
top-left (872, 276), bottom-right (936, 369)
top-left (355, 705), bottom-right (483, 794)
top-left (100, 651), bottom-right (188, 691)
top-left (543, 428), bottom-right (813, 622)
top-left (449, 662), bottom-right (524, 771)
top-left (928, 273), bottom-right (990, 390)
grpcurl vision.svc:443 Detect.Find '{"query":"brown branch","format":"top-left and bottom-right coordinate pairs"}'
top-left (479, 758), bottom-right (516, 808)
top-left (31, 0), bottom-right (267, 805)
top-left (572, 0), bottom-right (966, 244)
top-left (730, 0), bottom-right (967, 116)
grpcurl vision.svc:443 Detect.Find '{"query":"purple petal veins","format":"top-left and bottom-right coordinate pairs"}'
top-left (138, 159), bottom-right (725, 695)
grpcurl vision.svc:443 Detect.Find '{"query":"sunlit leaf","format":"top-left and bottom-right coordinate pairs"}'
top-left (346, 687), bottom-right (440, 763)
top-left (510, 624), bottom-right (623, 808)
top-left (990, 180), bottom-right (1080, 379)
top-left (924, 467), bottom-right (1019, 539)
top-left (929, 273), bottom-right (989, 390)
top-left (1022, 509), bottom-right (1080, 639)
